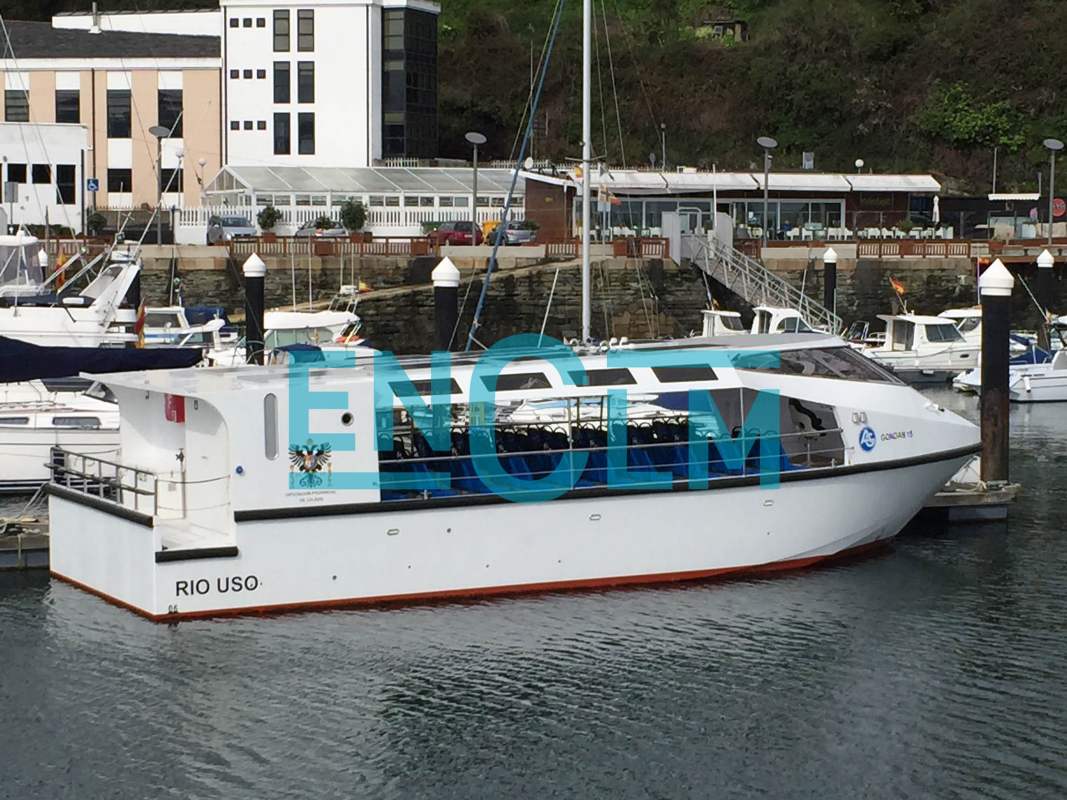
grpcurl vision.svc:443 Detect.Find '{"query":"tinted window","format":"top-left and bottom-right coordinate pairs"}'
top-left (297, 112), bottom-right (314, 154)
top-left (297, 61), bottom-right (314, 103)
top-left (31, 164), bottom-right (50, 184)
top-left (55, 89), bottom-right (80, 123)
top-left (389, 378), bottom-right (461, 397)
top-left (568, 368), bottom-right (635, 386)
top-left (273, 9), bottom-right (290, 51)
top-left (481, 373), bottom-right (552, 391)
top-left (273, 112), bottom-right (290, 154)
top-left (0, 417), bottom-right (29, 425)
top-left (652, 365), bottom-right (718, 383)
top-left (926, 324), bottom-right (964, 343)
top-left (56, 164), bottom-right (76, 204)
top-left (106, 89), bottom-right (131, 137)
top-left (52, 416), bottom-right (101, 428)
top-left (157, 89), bottom-right (183, 136)
top-left (107, 168), bottom-right (132, 193)
top-left (6, 163), bottom-right (26, 183)
top-left (273, 61), bottom-right (290, 103)
top-left (297, 9), bottom-right (314, 51)
top-left (4, 90), bottom-right (28, 122)
top-left (732, 347), bottom-right (903, 384)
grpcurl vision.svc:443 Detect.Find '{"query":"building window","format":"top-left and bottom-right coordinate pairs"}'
top-left (243, 69), bottom-right (252, 79)
top-left (273, 10), bottom-right (290, 51)
top-left (439, 196), bottom-right (453, 207)
top-left (273, 62), bottom-right (290, 103)
top-left (243, 120), bottom-right (253, 130)
top-left (31, 164), bottom-right (51, 184)
top-left (107, 168), bottom-right (131, 193)
top-left (229, 17), bottom-right (238, 27)
top-left (381, 9), bottom-right (438, 159)
top-left (56, 164), bottom-right (76, 204)
top-left (274, 112), bottom-right (290, 154)
top-left (297, 112), bottom-right (314, 154)
top-left (420, 196), bottom-right (434, 207)
top-left (257, 120), bottom-right (266, 130)
top-left (229, 69), bottom-right (239, 79)
top-left (256, 18), bottom-right (266, 28)
top-left (297, 10), bottom-right (314, 51)
top-left (403, 196), bottom-right (419, 207)
top-left (243, 17), bottom-right (252, 27)
top-left (297, 61), bottom-right (314, 103)
top-left (157, 89), bottom-right (182, 136)
top-left (106, 89), bottom-right (131, 137)
top-left (55, 90), bottom-right (80, 124)
top-left (6, 163), bottom-right (26, 183)
top-left (160, 168), bottom-right (183, 193)
top-left (256, 69), bottom-right (266, 79)
top-left (230, 120), bottom-right (239, 130)
top-left (4, 90), bottom-right (28, 122)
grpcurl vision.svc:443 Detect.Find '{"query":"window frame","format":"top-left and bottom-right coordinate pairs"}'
top-left (4, 89), bottom-right (28, 122)
top-left (55, 164), bottom-right (76, 204)
top-left (297, 112), bottom-right (315, 155)
top-left (273, 112), bottom-right (291, 155)
top-left (106, 89), bottom-right (131, 138)
top-left (106, 168), bottom-right (132, 193)
top-left (157, 88), bottom-right (183, 137)
top-left (54, 89), bottom-right (80, 124)
top-left (297, 61), bottom-right (314, 103)
top-left (297, 9), bottom-right (314, 51)
top-left (31, 164), bottom-right (51, 185)
top-left (273, 9), bottom-right (290, 52)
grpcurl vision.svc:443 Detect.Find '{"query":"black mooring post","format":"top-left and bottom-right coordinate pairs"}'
top-left (823, 247), bottom-right (838, 321)
top-left (433, 257), bottom-right (460, 352)
top-left (979, 259), bottom-right (1015, 484)
top-left (1037, 249), bottom-right (1055, 352)
top-left (243, 254), bottom-right (266, 365)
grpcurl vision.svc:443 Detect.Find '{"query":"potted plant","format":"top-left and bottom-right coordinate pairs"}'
top-left (339, 199), bottom-right (368, 242)
top-left (312, 214), bottom-right (335, 255)
top-left (86, 211), bottom-right (107, 239)
top-left (257, 205), bottom-right (280, 242)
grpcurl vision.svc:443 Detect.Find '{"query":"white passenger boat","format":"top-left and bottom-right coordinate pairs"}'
top-left (701, 306), bottom-right (820, 338)
top-left (1009, 350), bottom-right (1067, 403)
top-left (47, 334), bottom-right (979, 620)
top-left (862, 314), bottom-right (979, 383)
top-left (0, 379), bottom-right (119, 493)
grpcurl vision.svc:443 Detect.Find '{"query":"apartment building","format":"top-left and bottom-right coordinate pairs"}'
top-left (0, 21), bottom-right (222, 215)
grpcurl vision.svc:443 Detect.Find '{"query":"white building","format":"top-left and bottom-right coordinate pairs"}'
top-left (0, 122), bottom-right (89, 234)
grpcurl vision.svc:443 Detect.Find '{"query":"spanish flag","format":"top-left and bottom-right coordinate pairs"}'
top-left (133, 301), bottom-right (147, 348)
top-left (889, 276), bottom-right (906, 296)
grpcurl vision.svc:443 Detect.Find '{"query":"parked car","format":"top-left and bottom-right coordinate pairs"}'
top-left (206, 215), bottom-right (257, 245)
top-left (428, 221), bottom-right (484, 246)
top-left (488, 220), bottom-right (537, 246)
top-left (293, 219), bottom-right (350, 238)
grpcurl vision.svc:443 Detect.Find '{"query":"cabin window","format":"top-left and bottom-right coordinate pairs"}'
top-left (731, 347), bottom-right (903, 384)
top-left (41, 377), bottom-right (92, 393)
top-left (569, 368), bottom-right (635, 387)
top-left (652, 366), bottom-right (718, 383)
top-left (956, 317), bottom-right (980, 335)
top-left (925, 324), bottom-right (964, 343)
top-left (892, 321), bottom-right (915, 351)
top-left (52, 417), bottom-right (101, 428)
top-left (389, 379), bottom-right (462, 397)
top-left (720, 315), bottom-right (744, 331)
top-left (264, 393), bottom-right (278, 460)
top-left (481, 373), bottom-right (552, 392)
top-left (0, 417), bottom-right (29, 425)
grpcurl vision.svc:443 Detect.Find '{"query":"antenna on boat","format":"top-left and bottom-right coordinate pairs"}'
top-left (580, 0), bottom-right (592, 343)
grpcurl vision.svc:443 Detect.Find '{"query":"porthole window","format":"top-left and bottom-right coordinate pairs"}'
top-left (341, 412), bottom-right (354, 426)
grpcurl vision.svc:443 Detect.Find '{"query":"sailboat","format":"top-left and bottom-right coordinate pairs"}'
top-left (45, 1), bottom-right (980, 621)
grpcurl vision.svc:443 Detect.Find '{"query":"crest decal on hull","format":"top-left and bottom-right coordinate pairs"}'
top-left (289, 440), bottom-right (333, 488)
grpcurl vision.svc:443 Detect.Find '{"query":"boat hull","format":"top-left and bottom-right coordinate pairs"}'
top-left (49, 450), bottom-right (973, 620)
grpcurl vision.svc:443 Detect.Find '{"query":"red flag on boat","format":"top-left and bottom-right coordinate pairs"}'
top-left (133, 302), bottom-right (147, 348)
top-left (889, 276), bottom-right (906, 296)
top-left (164, 394), bottom-right (185, 423)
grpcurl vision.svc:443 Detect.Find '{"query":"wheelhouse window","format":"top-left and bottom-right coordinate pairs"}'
top-left (389, 378), bottom-right (462, 397)
top-left (731, 346), bottom-right (903, 384)
top-left (481, 373), bottom-right (552, 391)
top-left (273, 9), bottom-right (290, 51)
top-left (925, 323), bottom-right (964, 343)
top-left (569, 368), bottom-right (635, 387)
top-left (955, 317), bottom-right (980, 335)
top-left (891, 321), bottom-right (915, 351)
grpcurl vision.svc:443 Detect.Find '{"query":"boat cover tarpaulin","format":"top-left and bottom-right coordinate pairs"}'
top-left (0, 336), bottom-right (202, 382)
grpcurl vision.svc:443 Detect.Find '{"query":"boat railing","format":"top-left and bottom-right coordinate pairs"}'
top-left (377, 427), bottom-right (846, 499)
top-left (48, 448), bottom-right (158, 516)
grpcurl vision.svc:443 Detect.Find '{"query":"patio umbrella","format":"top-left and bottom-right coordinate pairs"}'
top-left (933, 195), bottom-right (941, 224)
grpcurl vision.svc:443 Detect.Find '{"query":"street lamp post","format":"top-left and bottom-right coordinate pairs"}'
top-left (1044, 138), bottom-right (1064, 246)
top-left (465, 131), bottom-right (487, 245)
top-left (757, 136), bottom-right (778, 250)
top-left (149, 125), bottom-right (170, 245)
top-left (660, 123), bottom-right (667, 172)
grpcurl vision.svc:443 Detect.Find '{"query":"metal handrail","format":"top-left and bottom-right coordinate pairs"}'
top-left (687, 233), bottom-right (842, 335)
top-left (49, 448), bottom-right (158, 516)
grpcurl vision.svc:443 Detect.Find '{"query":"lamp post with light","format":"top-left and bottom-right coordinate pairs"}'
top-left (757, 136), bottom-right (777, 249)
top-left (465, 131), bottom-right (487, 245)
top-left (1044, 138), bottom-right (1064, 246)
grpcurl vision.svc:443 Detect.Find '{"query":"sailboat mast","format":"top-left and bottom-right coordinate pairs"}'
top-left (581, 0), bottom-right (592, 342)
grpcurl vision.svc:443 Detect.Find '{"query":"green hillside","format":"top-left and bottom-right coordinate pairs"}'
top-left (4, 0), bottom-right (1059, 192)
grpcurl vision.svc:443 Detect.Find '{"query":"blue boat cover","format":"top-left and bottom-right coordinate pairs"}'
top-left (0, 336), bottom-right (203, 382)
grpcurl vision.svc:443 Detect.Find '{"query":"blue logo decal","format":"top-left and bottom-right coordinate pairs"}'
top-left (859, 426), bottom-right (877, 452)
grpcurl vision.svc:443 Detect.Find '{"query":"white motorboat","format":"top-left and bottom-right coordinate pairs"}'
top-left (0, 232), bottom-right (49, 299)
top-left (862, 314), bottom-right (979, 383)
top-left (48, 333), bottom-right (979, 620)
top-left (0, 379), bottom-right (119, 494)
top-left (939, 307), bottom-right (983, 348)
top-left (700, 309), bottom-right (746, 337)
top-left (1009, 350), bottom-right (1067, 403)
top-left (701, 306), bottom-right (821, 338)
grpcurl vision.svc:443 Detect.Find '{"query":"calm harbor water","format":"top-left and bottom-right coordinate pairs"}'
top-left (2, 389), bottom-right (1066, 799)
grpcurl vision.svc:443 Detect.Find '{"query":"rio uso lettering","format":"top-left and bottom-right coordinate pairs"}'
top-left (175, 575), bottom-right (260, 597)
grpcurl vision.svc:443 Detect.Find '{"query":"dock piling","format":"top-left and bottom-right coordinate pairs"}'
top-left (1037, 249), bottom-right (1054, 352)
top-left (432, 256), bottom-right (460, 351)
top-left (243, 253), bottom-right (267, 365)
top-left (978, 258), bottom-right (1015, 483)
top-left (823, 247), bottom-right (838, 324)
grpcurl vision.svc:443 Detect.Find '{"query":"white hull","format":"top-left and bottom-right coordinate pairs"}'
top-left (0, 428), bottom-right (120, 492)
top-left (49, 453), bottom-right (970, 619)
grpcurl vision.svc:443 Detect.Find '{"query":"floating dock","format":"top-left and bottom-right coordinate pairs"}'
top-left (0, 531), bottom-right (50, 570)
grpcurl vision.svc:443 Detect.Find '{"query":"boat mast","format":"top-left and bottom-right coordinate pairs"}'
top-left (581, 0), bottom-right (592, 342)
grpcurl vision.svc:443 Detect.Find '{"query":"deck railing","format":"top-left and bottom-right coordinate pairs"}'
top-left (49, 448), bottom-right (158, 516)
top-left (226, 236), bottom-right (434, 258)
